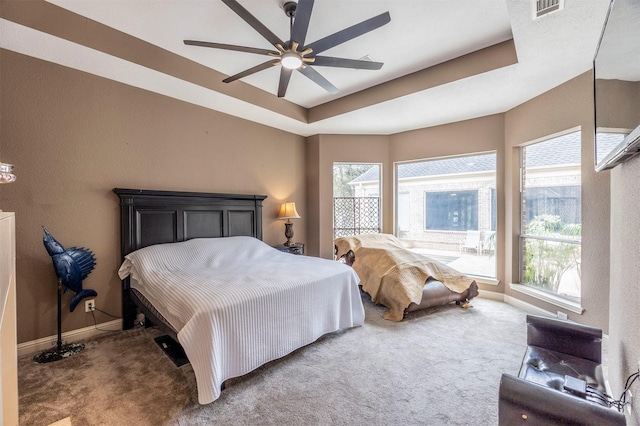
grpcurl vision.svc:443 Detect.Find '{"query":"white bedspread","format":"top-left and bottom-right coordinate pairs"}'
top-left (118, 236), bottom-right (364, 404)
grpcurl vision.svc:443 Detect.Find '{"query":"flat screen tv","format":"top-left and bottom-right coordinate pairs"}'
top-left (593, 0), bottom-right (640, 171)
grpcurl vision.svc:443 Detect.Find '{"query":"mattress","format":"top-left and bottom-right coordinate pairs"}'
top-left (118, 236), bottom-right (364, 404)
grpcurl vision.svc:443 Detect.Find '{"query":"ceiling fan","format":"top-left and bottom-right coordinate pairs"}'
top-left (184, 0), bottom-right (391, 98)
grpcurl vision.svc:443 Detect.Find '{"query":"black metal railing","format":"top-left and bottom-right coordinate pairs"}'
top-left (333, 197), bottom-right (381, 238)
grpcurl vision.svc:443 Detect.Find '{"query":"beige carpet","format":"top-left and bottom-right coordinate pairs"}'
top-left (19, 295), bottom-right (528, 425)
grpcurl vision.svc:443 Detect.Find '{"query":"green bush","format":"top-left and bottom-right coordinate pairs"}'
top-left (523, 215), bottom-right (581, 293)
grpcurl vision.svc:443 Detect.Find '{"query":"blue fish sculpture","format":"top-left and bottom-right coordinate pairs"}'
top-left (42, 227), bottom-right (97, 312)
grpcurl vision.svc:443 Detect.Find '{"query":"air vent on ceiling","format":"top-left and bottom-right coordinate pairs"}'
top-left (535, 0), bottom-right (563, 18)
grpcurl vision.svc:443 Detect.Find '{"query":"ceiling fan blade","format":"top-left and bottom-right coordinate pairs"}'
top-left (222, 60), bottom-right (279, 83)
top-left (277, 68), bottom-right (293, 98)
top-left (305, 12), bottom-right (391, 55)
top-left (313, 56), bottom-right (383, 70)
top-left (222, 0), bottom-right (284, 47)
top-left (184, 40), bottom-right (278, 56)
top-left (290, 0), bottom-right (314, 47)
top-left (298, 66), bottom-right (339, 94)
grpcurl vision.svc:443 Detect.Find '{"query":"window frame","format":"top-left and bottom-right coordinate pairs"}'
top-left (394, 151), bottom-right (497, 280)
top-left (518, 130), bottom-right (582, 303)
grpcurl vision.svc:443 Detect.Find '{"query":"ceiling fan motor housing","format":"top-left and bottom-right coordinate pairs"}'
top-left (282, 1), bottom-right (297, 18)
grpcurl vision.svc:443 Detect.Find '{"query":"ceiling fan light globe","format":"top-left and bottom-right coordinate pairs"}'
top-left (281, 52), bottom-right (303, 69)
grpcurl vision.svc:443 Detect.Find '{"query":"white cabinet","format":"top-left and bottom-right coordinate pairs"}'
top-left (0, 212), bottom-right (18, 425)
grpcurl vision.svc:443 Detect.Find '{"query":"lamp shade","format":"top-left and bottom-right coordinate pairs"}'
top-left (277, 202), bottom-right (301, 220)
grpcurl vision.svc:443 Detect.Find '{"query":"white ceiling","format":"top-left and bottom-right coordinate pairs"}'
top-left (1, 0), bottom-right (612, 136)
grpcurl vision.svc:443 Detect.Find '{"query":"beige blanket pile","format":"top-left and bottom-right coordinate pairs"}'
top-left (334, 233), bottom-right (476, 321)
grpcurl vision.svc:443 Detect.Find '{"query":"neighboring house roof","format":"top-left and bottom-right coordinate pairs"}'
top-left (351, 131), bottom-right (584, 184)
top-left (396, 153), bottom-right (497, 180)
top-left (349, 168), bottom-right (379, 184)
top-left (596, 131), bottom-right (626, 159)
top-left (525, 131), bottom-right (581, 168)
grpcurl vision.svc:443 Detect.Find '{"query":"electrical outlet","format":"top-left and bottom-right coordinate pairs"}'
top-left (84, 299), bottom-right (95, 312)
top-left (557, 311), bottom-right (568, 320)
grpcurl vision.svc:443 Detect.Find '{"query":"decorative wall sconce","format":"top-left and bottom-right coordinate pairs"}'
top-left (0, 162), bottom-right (16, 184)
top-left (277, 201), bottom-right (301, 247)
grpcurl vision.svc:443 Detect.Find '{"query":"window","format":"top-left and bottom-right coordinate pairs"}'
top-left (425, 190), bottom-right (478, 231)
top-left (397, 192), bottom-right (410, 238)
top-left (520, 131), bottom-right (581, 301)
top-left (524, 186), bottom-right (580, 225)
top-left (333, 163), bottom-right (381, 238)
top-left (395, 152), bottom-right (496, 279)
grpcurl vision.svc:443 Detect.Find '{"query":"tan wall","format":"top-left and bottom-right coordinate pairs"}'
top-left (0, 50), bottom-right (307, 344)
top-left (306, 135), bottom-right (390, 259)
top-left (504, 71), bottom-right (611, 332)
top-left (609, 155), bottom-right (640, 425)
top-left (595, 79), bottom-right (640, 130)
top-left (311, 80), bottom-right (612, 332)
top-left (604, 75), bottom-right (640, 426)
top-left (0, 50), bottom-right (619, 358)
top-left (389, 114), bottom-right (506, 295)
top-left (305, 135), bottom-right (321, 257)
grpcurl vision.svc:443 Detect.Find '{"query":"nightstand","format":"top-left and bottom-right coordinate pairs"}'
top-left (273, 243), bottom-right (304, 255)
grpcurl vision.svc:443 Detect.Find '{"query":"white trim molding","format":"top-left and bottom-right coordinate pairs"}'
top-left (480, 289), bottom-right (557, 318)
top-left (18, 319), bottom-right (122, 357)
top-left (478, 290), bottom-right (504, 302)
top-left (504, 294), bottom-right (556, 317)
top-left (471, 276), bottom-right (500, 286)
top-left (509, 283), bottom-right (584, 314)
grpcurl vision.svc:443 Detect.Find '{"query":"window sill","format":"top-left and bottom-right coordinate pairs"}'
top-left (469, 275), bottom-right (499, 286)
top-left (509, 283), bottom-right (584, 314)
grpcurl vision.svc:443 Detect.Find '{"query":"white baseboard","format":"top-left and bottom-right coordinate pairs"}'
top-left (18, 319), bottom-right (122, 357)
top-left (480, 290), bottom-right (556, 317)
top-left (503, 294), bottom-right (555, 317)
top-left (478, 290), bottom-right (504, 302)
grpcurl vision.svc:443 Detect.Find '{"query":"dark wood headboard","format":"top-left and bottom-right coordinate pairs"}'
top-left (113, 188), bottom-right (267, 329)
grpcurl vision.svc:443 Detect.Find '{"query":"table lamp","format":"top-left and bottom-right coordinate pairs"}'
top-left (277, 201), bottom-right (300, 246)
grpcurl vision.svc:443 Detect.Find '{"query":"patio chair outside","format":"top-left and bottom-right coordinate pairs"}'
top-left (460, 230), bottom-right (482, 254)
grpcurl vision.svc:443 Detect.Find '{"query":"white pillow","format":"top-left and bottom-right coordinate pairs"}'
top-left (118, 236), bottom-right (273, 279)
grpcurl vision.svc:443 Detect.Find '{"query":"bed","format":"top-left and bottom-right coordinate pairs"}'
top-left (334, 233), bottom-right (478, 321)
top-left (113, 188), bottom-right (364, 404)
